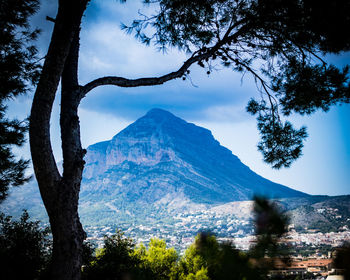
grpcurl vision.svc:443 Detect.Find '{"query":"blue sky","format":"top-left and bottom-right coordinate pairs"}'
top-left (8, 0), bottom-right (350, 196)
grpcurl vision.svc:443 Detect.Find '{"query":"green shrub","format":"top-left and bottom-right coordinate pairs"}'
top-left (0, 211), bottom-right (51, 280)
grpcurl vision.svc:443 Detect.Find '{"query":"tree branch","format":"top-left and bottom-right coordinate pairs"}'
top-left (80, 53), bottom-right (199, 96)
top-left (80, 22), bottom-right (251, 98)
top-left (222, 48), bottom-right (280, 126)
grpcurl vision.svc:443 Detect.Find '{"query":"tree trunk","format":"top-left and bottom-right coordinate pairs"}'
top-left (29, 1), bottom-right (88, 279)
top-left (49, 180), bottom-right (85, 279)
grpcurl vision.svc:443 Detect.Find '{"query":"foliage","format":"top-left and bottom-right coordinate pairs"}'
top-left (0, 0), bottom-right (41, 98)
top-left (250, 197), bottom-right (290, 271)
top-left (124, 0), bottom-right (350, 168)
top-left (0, 210), bottom-right (51, 280)
top-left (253, 197), bottom-right (289, 239)
top-left (83, 231), bottom-right (267, 280)
top-left (0, 107), bottom-right (29, 201)
top-left (133, 238), bottom-right (178, 280)
top-left (177, 232), bottom-right (264, 280)
top-left (0, 199), bottom-right (291, 280)
top-left (83, 233), bottom-right (179, 280)
top-left (81, 198), bottom-right (294, 279)
top-left (81, 241), bottom-right (96, 268)
top-left (247, 99), bottom-right (307, 169)
top-left (82, 230), bottom-right (142, 280)
top-left (333, 242), bottom-right (350, 280)
top-left (0, 0), bottom-right (41, 202)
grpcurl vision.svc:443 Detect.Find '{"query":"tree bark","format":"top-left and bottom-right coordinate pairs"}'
top-left (29, 1), bottom-right (88, 279)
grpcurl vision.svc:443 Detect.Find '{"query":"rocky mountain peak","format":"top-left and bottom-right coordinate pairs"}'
top-left (144, 108), bottom-right (178, 120)
top-left (83, 108), bottom-right (307, 202)
top-left (116, 108), bottom-right (200, 140)
top-left (84, 109), bottom-right (188, 178)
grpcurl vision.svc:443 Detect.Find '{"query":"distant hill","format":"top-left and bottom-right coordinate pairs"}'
top-left (283, 195), bottom-right (350, 232)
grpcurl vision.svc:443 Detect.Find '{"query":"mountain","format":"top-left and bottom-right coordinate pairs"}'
top-left (2, 108), bottom-right (308, 226)
top-left (82, 108), bottom-right (306, 202)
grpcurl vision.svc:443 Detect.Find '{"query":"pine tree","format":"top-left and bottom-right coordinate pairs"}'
top-left (0, 0), bottom-right (40, 202)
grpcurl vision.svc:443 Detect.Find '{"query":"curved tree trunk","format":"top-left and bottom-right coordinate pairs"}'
top-left (29, 1), bottom-right (88, 279)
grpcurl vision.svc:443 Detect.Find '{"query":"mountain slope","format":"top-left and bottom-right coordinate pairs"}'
top-left (81, 108), bottom-right (307, 207)
top-left (2, 108), bottom-right (309, 226)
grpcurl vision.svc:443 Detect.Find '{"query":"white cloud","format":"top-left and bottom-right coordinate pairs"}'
top-left (79, 21), bottom-right (187, 83)
top-left (79, 108), bottom-right (130, 148)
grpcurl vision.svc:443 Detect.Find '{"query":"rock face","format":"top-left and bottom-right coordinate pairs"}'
top-left (80, 108), bottom-right (307, 207)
